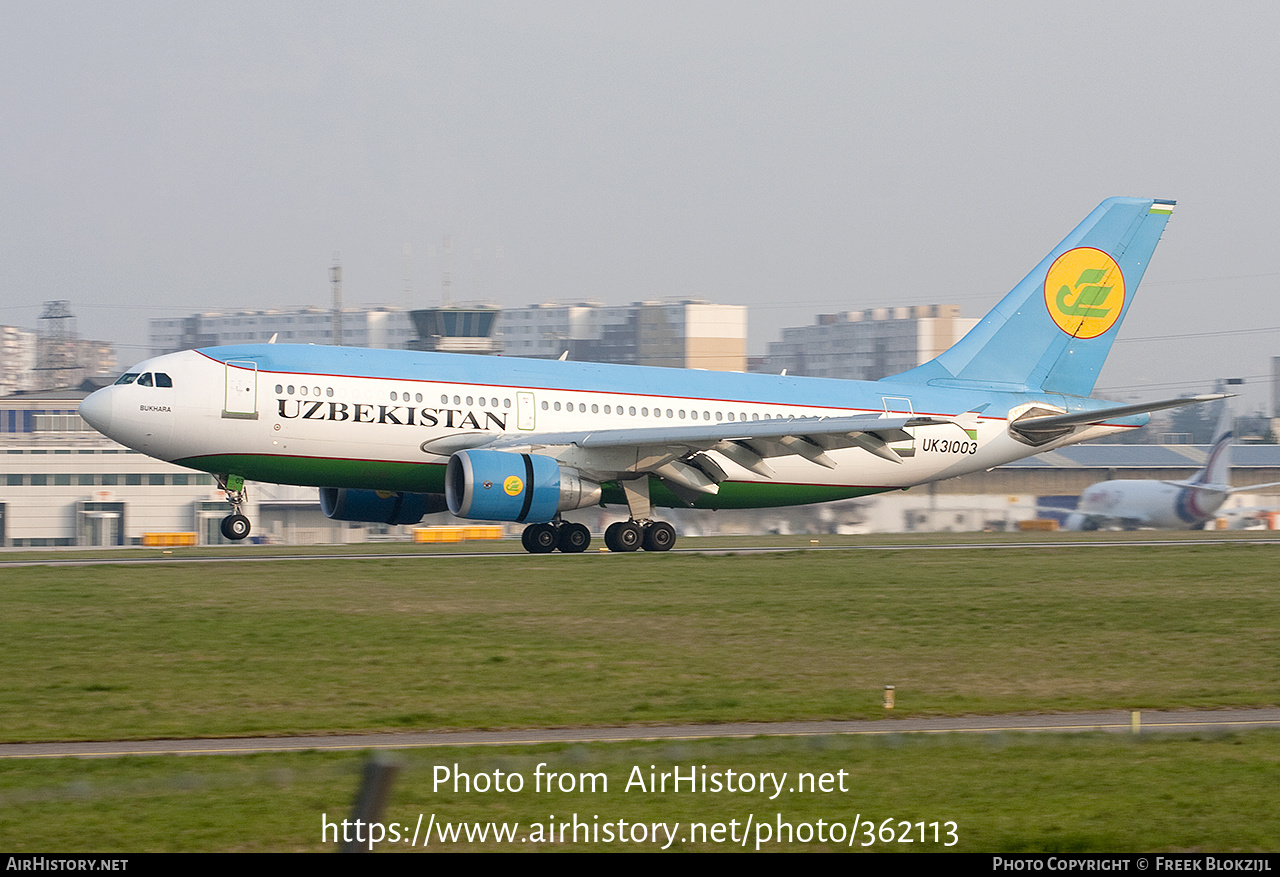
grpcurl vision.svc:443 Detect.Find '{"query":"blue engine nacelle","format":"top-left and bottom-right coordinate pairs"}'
top-left (445, 449), bottom-right (601, 523)
top-left (319, 488), bottom-right (447, 525)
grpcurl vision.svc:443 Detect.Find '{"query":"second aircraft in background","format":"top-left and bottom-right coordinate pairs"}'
top-left (1066, 403), bottom-right (1280, 530)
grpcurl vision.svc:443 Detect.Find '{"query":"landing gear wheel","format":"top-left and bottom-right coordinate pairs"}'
top-left (221, 514), bottom-right (251, 541)
top-left (556, 522), bottom-right (591, 553)
top-left (641, 521), bottom-right (676, 552)
top-left (523, 523), bottom-right (558, 554)
top-left (605, 521), bottom-right (643, 552)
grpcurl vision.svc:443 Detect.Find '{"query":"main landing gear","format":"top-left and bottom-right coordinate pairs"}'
top-left (518, 518), bottom-right (676, 553)
top-left (527, 474), bottom-right (675, 554)
top-left (520, 520), bottom-right (592, 554)
top-left (605, 519), bottom-right (674, 552)
top-left (216, 474), bottom-right (252, 542)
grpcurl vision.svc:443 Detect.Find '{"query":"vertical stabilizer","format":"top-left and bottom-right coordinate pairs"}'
top-left (891, 197), bottom-right (1175, 396)
top-left (1192, 402), bottom-right (1234, 487)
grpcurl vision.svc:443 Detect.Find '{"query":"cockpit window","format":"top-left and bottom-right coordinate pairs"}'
top-left (137, 373), bottom-right (154, 387)
top-left (155, 373), bottom-right (173, 388)
top-left (115, 373), bottom-right (139, 385)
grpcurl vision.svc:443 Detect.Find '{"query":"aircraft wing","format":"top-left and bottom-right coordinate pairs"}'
top-left (426, 412), bottom-right (960, 495)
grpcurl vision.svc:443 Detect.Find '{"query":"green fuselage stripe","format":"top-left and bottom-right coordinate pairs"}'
top-left (177, 454), bottom-right (893, 511)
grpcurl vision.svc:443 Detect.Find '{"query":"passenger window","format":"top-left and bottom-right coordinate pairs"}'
top-left (137, 373), bottom-right (153, 387)
top-left (155, 373), bottom-right (172, 387)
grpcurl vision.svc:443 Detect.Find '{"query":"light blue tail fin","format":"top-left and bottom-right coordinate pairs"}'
top-left (891, 197), bottom-right (1175, 396)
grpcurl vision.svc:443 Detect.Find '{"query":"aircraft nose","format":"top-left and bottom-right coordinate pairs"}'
top-left (78, 388), bottom-right (114, 436)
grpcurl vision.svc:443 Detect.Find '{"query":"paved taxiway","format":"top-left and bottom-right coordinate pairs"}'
top-left (4, 709), bottom-right (1278, 760)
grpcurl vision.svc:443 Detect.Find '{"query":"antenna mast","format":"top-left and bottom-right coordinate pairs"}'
top-left (330, 256), bottom-right (343, 346)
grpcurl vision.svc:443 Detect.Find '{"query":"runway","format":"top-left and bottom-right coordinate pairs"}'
top-left (2, 535), bottom-right (1279, 567)
top-left (4, 708), bottom-right (1278, 760)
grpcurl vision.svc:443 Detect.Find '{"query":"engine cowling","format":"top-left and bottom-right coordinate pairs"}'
top-left (319, 488), bottom-right (447, 525)
top-left (446, 449), bottom-right (601, 523)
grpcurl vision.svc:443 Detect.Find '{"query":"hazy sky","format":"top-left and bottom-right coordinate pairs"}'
top-left (3, 2), bottom-right (1278, 410)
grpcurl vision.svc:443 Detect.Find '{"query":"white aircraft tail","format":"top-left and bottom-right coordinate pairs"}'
top-left (1189, 403), bottom-right (1233, 488)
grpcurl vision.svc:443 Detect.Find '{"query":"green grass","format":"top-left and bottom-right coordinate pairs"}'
top-left (1, 543), bottom-right (1277, 742)
top-left (2, 528), bottom-right (1275, 563)
top-left (3, 541), bottom-right (1279, 852)
top-left (3, 732), bottom-right (1279, 851)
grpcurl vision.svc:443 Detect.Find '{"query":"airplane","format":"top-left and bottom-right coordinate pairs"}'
top-left (78, 196), bottom-right (1225, 553)
top-left (1064, 403), bottom-right (1280, 530)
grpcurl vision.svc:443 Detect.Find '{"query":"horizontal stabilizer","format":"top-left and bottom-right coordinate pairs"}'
top-left (1228, 481), bottom-right (1280, 495)
top-left (1010, 394), bottom-right (1229, 445)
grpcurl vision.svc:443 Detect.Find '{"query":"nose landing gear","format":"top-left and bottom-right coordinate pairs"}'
top-left (220, 513), bottom-right (251, 541)
top-left (216, 474), bottom-right (251, 542)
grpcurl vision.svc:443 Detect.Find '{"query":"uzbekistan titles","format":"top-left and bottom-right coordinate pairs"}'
top-left (277, 399), bottom-right (507, 431)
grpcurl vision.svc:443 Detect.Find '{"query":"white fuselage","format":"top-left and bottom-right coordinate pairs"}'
top-left (78, 347), bottom-right (1127, 510)
top-left (1069, 479), bottom-right (1226, 530)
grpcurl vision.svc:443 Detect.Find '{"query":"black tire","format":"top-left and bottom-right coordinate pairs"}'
top-left (642, 521), bottom-right (676, 552)
top-left (524, 523), bottom-right (558, 553)
top-left (606, 521), bottom-right (643, 552)
top-left (557, 522), bottom-right (591, 553)
top-left (221, 514), bottom-right (251, 541)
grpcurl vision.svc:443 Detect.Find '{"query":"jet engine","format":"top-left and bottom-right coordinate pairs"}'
top-left (319, 488), bottom-right (447, 525)
top-left (446, 449), bottom-right (601, 523)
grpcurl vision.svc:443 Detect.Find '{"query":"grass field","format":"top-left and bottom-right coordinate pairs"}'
top-left (3, 541), bottom-right (1278, 741)
top-left (3, 733), bottom-right (1279, 851)
top-left (2, 538), bottom-right (1278, 851)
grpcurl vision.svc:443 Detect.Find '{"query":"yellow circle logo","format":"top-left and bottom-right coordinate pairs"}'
top-left (1044, 247), bottom-right (1125, 339)
top-left (503, 476), bottom-right (523, 496)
